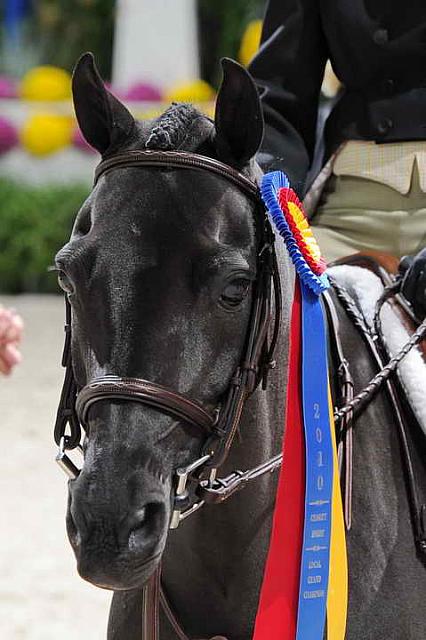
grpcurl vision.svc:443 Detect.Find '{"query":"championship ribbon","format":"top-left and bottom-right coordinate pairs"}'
top-left (252, 172), bottom-right (347, 640)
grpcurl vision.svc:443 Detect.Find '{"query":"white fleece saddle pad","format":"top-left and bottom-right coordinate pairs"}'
top-left (328, 265), bottom-right (426, 434)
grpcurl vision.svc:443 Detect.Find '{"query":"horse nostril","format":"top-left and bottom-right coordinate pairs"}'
top-left (135, 506), bottom-right (147, 524)
top-left (128, 502), bottom-right (164, 551)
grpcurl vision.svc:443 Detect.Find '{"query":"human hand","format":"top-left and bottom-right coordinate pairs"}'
top-left (0, 306), bottom-right (24, 375)
top-left (399, 248), bottom-right (426, 321)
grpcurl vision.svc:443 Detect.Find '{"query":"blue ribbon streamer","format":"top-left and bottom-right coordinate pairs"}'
top-left (296, 282), bottom-right (333, 639)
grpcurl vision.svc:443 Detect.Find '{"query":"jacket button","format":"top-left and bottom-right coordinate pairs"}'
top-left (377, 118), bottom-right (393, 135)
top-left (373, 28), bottom-right (388, 45)
top-left (382, 78), bottom-right (394, 95)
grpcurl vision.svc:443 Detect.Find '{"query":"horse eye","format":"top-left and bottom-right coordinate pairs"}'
top-left (74, 210), bottom-right (92, 236)
top-left (220, 278), bottom-right (251, 309)
top-left (57, 270), bottom-right (74, 294)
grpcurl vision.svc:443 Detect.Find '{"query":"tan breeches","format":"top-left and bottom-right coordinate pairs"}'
top-left (311, 165), bottom-right (426, 262)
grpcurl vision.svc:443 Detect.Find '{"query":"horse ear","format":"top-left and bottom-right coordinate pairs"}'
top-left (214, 58), bottom-right (264, 167)
top-left (72, 52), bottom-right (135, 155)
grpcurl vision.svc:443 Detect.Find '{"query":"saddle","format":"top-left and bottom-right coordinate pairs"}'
top-left (335, 250), bottom-right (425, 358)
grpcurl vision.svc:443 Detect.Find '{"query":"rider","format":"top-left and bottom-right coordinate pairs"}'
top-left (248, 0), bottom-right (426, 318)
top-left (0, 306), bottom-right (23, 375)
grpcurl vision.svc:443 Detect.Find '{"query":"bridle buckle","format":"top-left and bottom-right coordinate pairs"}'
top-left (169, 454), bottom-right (213, 529)
top-left (56, 436), bottom-right (83, 480)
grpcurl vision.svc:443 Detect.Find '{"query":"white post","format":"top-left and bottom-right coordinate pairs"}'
top-left (112, 0), bottom-right (200, 92)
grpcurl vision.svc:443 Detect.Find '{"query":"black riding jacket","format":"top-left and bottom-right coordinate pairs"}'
top-left (248, 0), bottom-right (426, 194)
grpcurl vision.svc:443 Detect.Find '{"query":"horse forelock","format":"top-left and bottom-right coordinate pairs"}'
top-left (145, 103), bottom-right (213, 152)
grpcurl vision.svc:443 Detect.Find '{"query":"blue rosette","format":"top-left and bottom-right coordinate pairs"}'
top-left (261, 171), bottom-right (329, 295)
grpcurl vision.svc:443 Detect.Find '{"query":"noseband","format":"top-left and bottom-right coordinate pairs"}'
top-left (54, 149), bottom-right (282, 524)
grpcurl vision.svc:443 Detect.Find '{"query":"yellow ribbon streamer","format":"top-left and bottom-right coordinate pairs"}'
top-left (326, 384), bottom-right (348, 639)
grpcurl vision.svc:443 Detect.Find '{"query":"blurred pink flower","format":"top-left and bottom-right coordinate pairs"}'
top-left (0, 76), bottom-right (18, 99)
top-left (124, 82), bottom-right (163, 102)
top-left (0, 117), bottom-right (18, 154)
top-left (0, 307), bottom-right (24, 376)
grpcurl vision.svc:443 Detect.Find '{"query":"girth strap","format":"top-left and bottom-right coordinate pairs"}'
top-left (76, 375), bottom-right (216, 433)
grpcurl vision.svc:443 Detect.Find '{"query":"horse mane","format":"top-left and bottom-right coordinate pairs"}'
top-left (145, 103), bottom-right (211, 151)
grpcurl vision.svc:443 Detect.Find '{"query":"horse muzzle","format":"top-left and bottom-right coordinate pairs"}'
top-left (66, 469), bottom-right (170, 590)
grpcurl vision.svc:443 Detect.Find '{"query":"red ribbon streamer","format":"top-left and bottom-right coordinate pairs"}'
top-left (253, 281), bottom-right (305, 640)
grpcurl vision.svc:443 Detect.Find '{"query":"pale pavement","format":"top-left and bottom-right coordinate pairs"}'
top-left (0, 295), bottom-right (110, 640)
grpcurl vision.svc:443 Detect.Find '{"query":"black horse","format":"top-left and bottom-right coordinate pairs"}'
top-left (55, 54), bottom-right (426, 639)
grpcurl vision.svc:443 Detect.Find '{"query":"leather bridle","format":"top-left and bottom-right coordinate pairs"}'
top-left (54, 150), bottom-right (283, 526)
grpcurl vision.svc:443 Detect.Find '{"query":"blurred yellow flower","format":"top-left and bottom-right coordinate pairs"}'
top-left (239, 20), bottom-right (263, 67)
top-left (20, 66), bottom-right (71, 101)
top-left (135, 108), bottom-right (164, 121)
top-left (21, 114), bottom-right (73, 156)
top-left (165, 79), bottom-right (215, 104)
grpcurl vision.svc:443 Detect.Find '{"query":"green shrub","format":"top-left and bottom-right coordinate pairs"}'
top-left (0, 180), bottom-right (88, 293)
top-left (198, 0), bottom-right (263, 87)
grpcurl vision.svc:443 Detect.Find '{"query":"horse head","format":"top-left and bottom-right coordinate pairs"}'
top-left (56, 53), bottom-right (266, 591)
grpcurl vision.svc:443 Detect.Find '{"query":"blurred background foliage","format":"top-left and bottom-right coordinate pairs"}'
top-left (0, 0), bottom-right (116, 78)
top-left (0, 0), bottom-right (265, 293)
top-left (0, 180), bottom-right (88, 293)
top-left (198, 0), bottom-right (262, 87)
top-left (0, 0), bottom-right (263, 83)
top-left (33, 0), bottom-right (116, 79)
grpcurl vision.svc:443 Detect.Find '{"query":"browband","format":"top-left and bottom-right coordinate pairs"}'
top-left (94, 150), bottom-right (260, 201)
